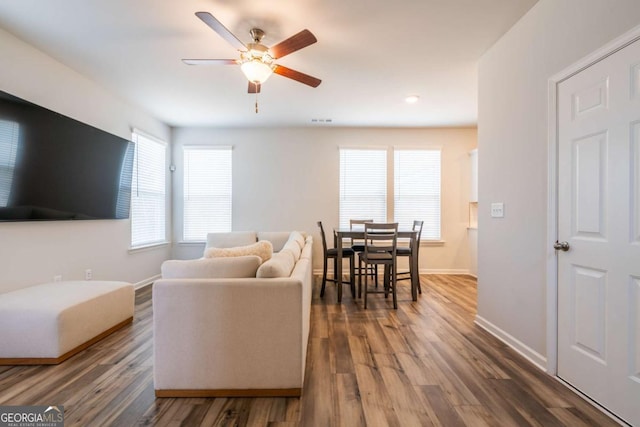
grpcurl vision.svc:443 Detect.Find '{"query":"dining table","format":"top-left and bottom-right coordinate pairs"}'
top-left (333, 227), bottom-right (419, 303)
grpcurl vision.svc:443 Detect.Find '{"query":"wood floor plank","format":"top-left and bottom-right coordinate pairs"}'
top-left (328, 311), bottom-right (355, 374)
top-left (377, 365), bottom-right (435, 425)
top-left (0, 275), bottom-right (621, 426)
top-left (455, 404), bottom-right (501, 427)
top-left (417, 384), bottom-right (467, 427)
top-left (299, 337), bottom-right (335, 426)
top-left (353, 364), bottom-right (402, 426)
top-left (335, 373), bottom-right (366, 427)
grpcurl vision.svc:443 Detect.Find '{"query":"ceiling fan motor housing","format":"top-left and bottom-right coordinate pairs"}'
top-left (242, 42), bottom-right (274, 67)
top-left (249, 28), bottom-right (266, 43)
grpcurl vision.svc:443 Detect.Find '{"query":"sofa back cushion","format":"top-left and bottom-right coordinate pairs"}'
top-left (205, 231), bottom-right (257, 250)
top-left (300, 237), bottom-right (313, 260)
top-left (281, 240), bottom-right (301, 261)
top-left (204, 240), bottom-right (273, 262)
top-left (256, 250), bottom-right (296, 278)
top-left (289, 231), bottom-right (306, 249)
top-left (256, 231), bottom-right (290, 252)
top-left (161, 256), bottom-right (262, 279)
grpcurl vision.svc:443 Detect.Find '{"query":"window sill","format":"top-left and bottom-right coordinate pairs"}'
top-left (177, 240), bottom-right (206, 246)
top-left (420, 240), bottom-right (445, 247)
top-left (128, 241), bottom-right (170, 254)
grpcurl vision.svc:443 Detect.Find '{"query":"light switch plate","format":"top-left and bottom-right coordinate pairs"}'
top-left (491, 202), bottom-right (504, 218)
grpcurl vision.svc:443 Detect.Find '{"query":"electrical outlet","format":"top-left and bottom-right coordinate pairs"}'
top-left (491, 202), bottom-right (505, 218)
top-left (53, 275), bottom-right (62, 282)
top-left (85, 269), bottom-right (92, 280)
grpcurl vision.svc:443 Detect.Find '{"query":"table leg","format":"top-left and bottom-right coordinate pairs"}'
top-left (411, 235), bottom-right (418, 301)
top-left (337, 233), bottom-right (343, 303)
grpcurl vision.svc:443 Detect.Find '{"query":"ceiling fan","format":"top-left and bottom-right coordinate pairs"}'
top-left (183, 12), bottom-right (322, 94)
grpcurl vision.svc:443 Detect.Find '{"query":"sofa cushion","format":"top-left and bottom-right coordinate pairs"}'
top-left (204, 240), bottom-right (273, 262)
top-left (161, 256), bottom-right (262, 279)
top-left (205, 231), bottom-right (257, 250)
top-left (300, 237), bottom-right (312, 260)
top-left (257, 231), bottom-right (291, 252)
top-left (289, 231), bottom-right (306, 249)
top-left (281, 239), bottom-right (302, 261)
top-left (256, 250), bottom-right (296, 278)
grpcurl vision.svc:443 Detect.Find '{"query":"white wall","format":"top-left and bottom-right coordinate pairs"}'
top-left (468, 229), bottom-right (477, 277)
top-left (171, 127), bottom-right (477, 274)
top-left (0, 27), bottom-right (171, 293)
top-left (477, 0), bottom-right (640, 362)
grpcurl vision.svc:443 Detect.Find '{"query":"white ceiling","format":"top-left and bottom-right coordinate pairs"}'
top-left (0, 0), bottom-right (537, 128)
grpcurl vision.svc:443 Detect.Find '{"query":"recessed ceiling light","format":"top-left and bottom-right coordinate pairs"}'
top-left (405, 95), bottom-right (420, 104)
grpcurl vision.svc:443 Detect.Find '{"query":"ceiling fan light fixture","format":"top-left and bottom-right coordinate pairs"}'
top-left (240, 59), bottom-right (274, 84)
top-left (239, 44), bottom-right (274, 84)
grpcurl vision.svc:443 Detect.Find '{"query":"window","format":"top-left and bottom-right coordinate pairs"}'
top-left (339, 148), bottom-right (387, 229)
top-left (339, 147), bottom-right (442, 241)
top-left (394, 149), bottom-right (441, 240)
top-left (130, 131), bottom-right (167, 248)
top-left (183, 146), bottom-right (232, 241)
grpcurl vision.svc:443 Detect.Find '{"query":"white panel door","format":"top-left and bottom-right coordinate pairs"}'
top-left (558, 38), bottom-right (640, 426)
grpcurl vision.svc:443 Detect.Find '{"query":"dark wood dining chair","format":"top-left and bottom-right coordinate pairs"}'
top-left (317, 221), bottom-right (356, 300)
top-left (396, 220), bottom-right (424, 295)
top-left (358, 222), bottom-right (398, 309)
top-left (349, 219), bottom-right (378, 292)
top-left (349, 218), bottom-right (373, 252)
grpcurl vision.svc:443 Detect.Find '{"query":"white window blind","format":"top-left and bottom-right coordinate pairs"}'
top-left (394, 149), bottom-right (441, 240)
top-left (130, 131), bottom-right (166, 248)
top-left (339, 148), bottom-right (387, 229)
top-left (0, 120), bottom-right (19, 207)
top-left (183, 146), bottom-right (232, 241)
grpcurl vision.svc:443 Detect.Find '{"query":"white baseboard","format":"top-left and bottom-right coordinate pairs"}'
top-left (474, 315), bottom-right (547, 371)
top-left (419, 268), bottom-right (472, 275)
top-left (133, 274), bottom-right (160, 290)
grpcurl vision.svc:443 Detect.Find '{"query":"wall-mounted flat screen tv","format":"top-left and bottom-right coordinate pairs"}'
top-left (0, 90), bottom-right (134, 221)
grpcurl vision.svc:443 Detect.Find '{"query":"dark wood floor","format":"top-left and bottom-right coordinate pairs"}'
top-left (0, 275), bottom-right (619, 426)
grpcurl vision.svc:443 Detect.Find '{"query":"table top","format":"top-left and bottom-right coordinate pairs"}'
top-left (334, 228), bottom-right (418, 238)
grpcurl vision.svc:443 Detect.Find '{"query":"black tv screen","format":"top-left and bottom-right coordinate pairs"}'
top-left (0, 90), bottom-right (134, 221)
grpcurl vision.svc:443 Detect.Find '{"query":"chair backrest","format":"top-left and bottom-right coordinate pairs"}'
top-left (350, 219), bottom-right (373, 245)
top-left (317, 221), bottom-right (329, 254)
top-left (413, 220), bottom-right (424, 255)
top-left (364, 222), bottom-right (398, 257)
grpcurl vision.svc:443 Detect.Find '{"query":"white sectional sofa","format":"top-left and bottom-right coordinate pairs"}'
top-left (153, 231), bottom-right (313, 397)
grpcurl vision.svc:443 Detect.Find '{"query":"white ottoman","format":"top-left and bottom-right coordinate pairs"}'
top-left (0, 281), bottom-right (134, 364)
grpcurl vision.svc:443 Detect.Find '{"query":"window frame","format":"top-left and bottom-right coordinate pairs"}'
top-left (129, 129), bottom-right (168, 250)
top-left (182, 145), bottom-right (233, 242)
top-left (338, 147), bottom-right (388, 230)
top-left (338, 145), bottom-right (443, 242)
top-left (393, 147), bottom-right (442, 241)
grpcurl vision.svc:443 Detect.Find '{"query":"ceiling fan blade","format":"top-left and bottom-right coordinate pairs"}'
top-left (269, 29), bottom-right (317, 59)
top-left (274, 65), bottom-right (321, 88)
top-left (195, 11), bottom-right (246, 51)
top-left (182, 59), bottom-right (238, 65)
top-left (248, 82), bottom-right (261, 93)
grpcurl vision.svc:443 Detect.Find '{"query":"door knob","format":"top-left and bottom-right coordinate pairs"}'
top-left (554, 241), bottom-right (570, 251)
